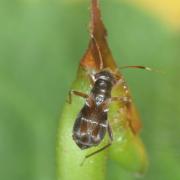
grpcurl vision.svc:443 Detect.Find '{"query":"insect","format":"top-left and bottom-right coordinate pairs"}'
top-left (69, 69), bottom-right (125, 159)
top-left (68, 36), bottom-right (152, 161)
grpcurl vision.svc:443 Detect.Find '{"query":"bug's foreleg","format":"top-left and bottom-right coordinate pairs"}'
top-left (67, 90), bottom-right (89, 104)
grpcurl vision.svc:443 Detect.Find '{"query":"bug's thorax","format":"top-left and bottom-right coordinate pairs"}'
top-left (90, 70), bottom-right (116, 106)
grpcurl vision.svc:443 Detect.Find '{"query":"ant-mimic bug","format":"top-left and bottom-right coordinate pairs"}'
top-left (68, 35), bottom-right (152, 164)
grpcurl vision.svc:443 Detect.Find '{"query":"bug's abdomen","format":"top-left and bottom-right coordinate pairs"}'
top-left (72, 105), bottom-right (107, 149)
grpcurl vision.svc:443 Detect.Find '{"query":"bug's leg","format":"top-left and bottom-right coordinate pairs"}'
top-left (80, 123), bottom-right (113, 166)
top-left (111, 96), bottom-right (132, 105)
top-left (67, 90), bottom-right (89, 104)
top-left (114, 76), bottom-right (126, 89)
top-left (80, 143), bottom-right (111, 166)
top-left (107, 123), bottom-right (113, 142)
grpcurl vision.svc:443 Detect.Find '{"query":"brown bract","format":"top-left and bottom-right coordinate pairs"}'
top-left (80, 0), bottom-right (141, 134)
top-left (80, 0), bottom-right (116, 70)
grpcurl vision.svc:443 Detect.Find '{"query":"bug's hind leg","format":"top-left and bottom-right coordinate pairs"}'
top-left (67, 90), bottom-right (89, 104)
top-left (80, 143), bottom-right (112, 166)
top-left (80, 123), bottom-right (113, 166)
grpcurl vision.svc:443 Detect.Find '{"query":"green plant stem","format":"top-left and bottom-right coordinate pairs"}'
top-left (56, 68), bottom-right (107, 180)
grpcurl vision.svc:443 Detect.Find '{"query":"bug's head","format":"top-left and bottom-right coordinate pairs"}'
top-left (95, 70), bottom-right (117, 85)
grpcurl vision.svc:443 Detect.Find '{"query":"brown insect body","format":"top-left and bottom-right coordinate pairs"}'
top-left (72, 71), bottom-right (116, 149)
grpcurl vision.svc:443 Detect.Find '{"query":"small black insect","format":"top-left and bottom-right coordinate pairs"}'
top-left (68, 35), bottom-right (151, 160)
top-left (68, 69), bottom-right (128, 159)
top-left (73, 71), bottom-right (115, 147)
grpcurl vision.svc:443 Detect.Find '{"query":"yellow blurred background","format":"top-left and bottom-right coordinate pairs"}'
top-left (127, 0), bottom-right (180, 31)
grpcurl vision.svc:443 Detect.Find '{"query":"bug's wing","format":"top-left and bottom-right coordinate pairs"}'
top-left (73, 104), bottom-right (108, 149)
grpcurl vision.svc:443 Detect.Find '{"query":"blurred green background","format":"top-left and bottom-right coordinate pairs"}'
top-left (0, 0), bottom-right (180, 180)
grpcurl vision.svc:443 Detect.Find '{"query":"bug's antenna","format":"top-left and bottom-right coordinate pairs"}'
top-left (91, 34), bottom-right (103, 69)
top-left (119, 65), bottom-right (164, 74)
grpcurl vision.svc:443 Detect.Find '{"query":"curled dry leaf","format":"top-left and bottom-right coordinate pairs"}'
top-left (81, 0), bottom-right (142, 134)
top-left (57, 0), bottom-right (148, 179)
